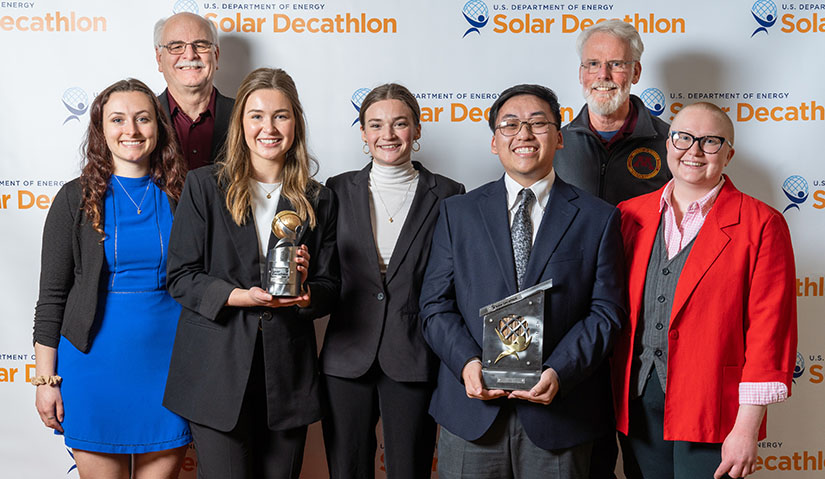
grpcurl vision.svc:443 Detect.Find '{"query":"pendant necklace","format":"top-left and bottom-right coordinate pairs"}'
top-left (374, 178), bottom-right (415, 223)
top-left (113, 175), bottom-right (151, 214)
top-left (257, 181), bottom-right (280, 199)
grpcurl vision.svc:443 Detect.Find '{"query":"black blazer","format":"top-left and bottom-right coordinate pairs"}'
top-left (33, 178), bottom-right (176, 353)
top-left (163, 166), bottom-right (340, 432)
top-left (320, 162), bottom-right (464, 382)
top-left (158, 88), bottom-right (234, 164)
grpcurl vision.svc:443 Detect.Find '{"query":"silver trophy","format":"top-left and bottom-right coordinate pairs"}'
top-left (480, 279), bottom-right (553, 391)
top-left (265, 210), bottom-right (303, 297)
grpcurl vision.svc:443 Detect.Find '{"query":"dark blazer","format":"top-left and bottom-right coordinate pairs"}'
top-left (419, 175), bottom-right (626, 450)
top-left (34, 178), bottom-right (176, 353)
top-left (320, 162), bottom-right (464, 382)
top-left (158, 88), bottom-right (234, 164)
top-left (163, 166), bottom-right (340, 432)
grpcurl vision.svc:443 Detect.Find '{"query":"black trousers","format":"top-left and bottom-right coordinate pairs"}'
top-left (619, 373), bottom-right (729, 479)
top-left (190, 334), bottom-right (308, 479)
top-left (322, 363), bottom-right (437, 479)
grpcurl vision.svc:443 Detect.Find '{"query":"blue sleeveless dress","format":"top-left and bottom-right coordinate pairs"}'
top-left (55, 175), bottom-right (191, 453)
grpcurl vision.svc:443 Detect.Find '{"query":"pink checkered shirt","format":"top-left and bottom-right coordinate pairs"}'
top-left (659, 178), bottom-right (787, 406)
top-left (658, 178), bottom-right (725, 260)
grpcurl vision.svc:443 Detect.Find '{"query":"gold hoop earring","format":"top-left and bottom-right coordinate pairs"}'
top-left (412, 140), bottom-right (420, 152)
top-left (362, 143), bottom-right (370, 155)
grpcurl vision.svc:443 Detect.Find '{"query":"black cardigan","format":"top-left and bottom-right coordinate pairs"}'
top-left (33, 178), bottom-right (175, 352)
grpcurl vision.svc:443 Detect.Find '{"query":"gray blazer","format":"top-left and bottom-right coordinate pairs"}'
top-left (33, 178), bottom-right (176, 352)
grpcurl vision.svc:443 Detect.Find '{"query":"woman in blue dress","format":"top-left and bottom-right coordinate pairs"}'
top-left (33, 79), bottom-right (191, 477)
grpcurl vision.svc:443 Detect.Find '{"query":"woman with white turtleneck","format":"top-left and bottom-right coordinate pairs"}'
top-left (321, 84), bottom-right (464, 478)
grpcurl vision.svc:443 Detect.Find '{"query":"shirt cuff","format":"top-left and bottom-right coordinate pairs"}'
top-left (739, 382), bottom-right (788, 405)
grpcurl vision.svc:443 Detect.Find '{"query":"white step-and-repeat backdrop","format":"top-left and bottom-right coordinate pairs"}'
top-left (1, 0), bottom-right (822, 477)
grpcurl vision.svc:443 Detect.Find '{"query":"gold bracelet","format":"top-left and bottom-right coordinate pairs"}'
top-left (31, 375), bottom-right (62, 387)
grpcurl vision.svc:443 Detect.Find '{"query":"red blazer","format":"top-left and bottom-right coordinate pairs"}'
top-left (613, 176), bottom-right (797, 443)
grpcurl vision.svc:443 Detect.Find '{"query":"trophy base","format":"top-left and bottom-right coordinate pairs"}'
top-left (482, 369), bottom-right (541, 391)
top-left (267, 282), bottom-right (301, 297)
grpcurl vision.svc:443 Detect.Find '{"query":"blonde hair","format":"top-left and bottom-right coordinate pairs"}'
top-left (217, 68), bottom-right (319, 228)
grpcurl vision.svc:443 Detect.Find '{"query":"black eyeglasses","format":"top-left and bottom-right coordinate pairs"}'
top-left (159, 40), bottom-right (214, 54)
top-left (496, 119), bottom-right (559, 137)
top-left (670, 131), bottom-right (732, 154)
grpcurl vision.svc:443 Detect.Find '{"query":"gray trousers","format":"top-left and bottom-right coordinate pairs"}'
top-left (437, 405), bottom-right (592, 479)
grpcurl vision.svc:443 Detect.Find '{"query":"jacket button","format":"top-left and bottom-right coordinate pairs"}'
top-left (657, 295), bottom-right (666, 303)
top-left (655, 322), bottom-right (664, 330)
top-left (261, 311), bottom-right (272, 320)
top-left (669, 330), bottom-right (679, 340)
top-left (662, 268), bottom-right (670, 275)
top-left (376, 292), bottom-right (385, 301)
top-left (654, 349), bottom-right (663, 357)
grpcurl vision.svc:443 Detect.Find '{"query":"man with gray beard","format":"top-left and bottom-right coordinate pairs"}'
top-left (554, 19), bottom-right (670, 206)
top-left (154, 12), bottom-right (234, 170)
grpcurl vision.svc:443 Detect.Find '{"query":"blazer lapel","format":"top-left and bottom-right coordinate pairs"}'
top-left (521, 178), bottom-right (578, 287)
top-left (625, 193), bottom-right (663, 316)
top-left (670, 180), bottom-right (741, 325)
top-left (220, 202), bottom-right (262, 287)
top-left (479, 178), bottom-right (518, 294)
top-left (386, 165), bottom-right (438, 283)
top-left (346, 165), bottom-right (384, 279)
top-left (211, 91), bottom-right (231, 160)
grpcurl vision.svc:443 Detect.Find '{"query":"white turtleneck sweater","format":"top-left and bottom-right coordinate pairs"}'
top-left (369, 161), bottom-right (419, 273)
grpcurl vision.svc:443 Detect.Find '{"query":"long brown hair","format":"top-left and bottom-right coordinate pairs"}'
top-left (217, 68), bottom-right (320, 228)
top-left (79, 78), bottom-right (185, 235)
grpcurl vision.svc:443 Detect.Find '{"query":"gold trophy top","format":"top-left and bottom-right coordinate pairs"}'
top-left (272, 210), bottom-right (303, 242)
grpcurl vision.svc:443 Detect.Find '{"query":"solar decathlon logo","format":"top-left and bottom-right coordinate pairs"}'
top-left (173, 0), bottom-right (199, 14)
top-left (640, 88), bottom-right (666, 117)
top-left (794, 352), bottom-right (805, 383)
top-left (462, 0), bottom-right (489, 37)
top-left (62, 87), bottom-right (89, 125)
top-left (782, 175), bottom-right (809, 213)
top-left (751, 0), bottom-right (777, 37)
top-left (351, 88), bottom-right (370, 126)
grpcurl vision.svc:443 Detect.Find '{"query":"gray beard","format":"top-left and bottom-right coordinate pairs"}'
top-left (584, 86), bottom-right (630, 117)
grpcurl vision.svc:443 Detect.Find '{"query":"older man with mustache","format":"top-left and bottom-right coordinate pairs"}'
top-left (154, 12), bottom-right (234, 170)
top-left (554, 19), bottom-right (671, 206)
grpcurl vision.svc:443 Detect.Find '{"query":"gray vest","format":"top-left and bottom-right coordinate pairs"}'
top-left (631, 216), bottom-right (695, 398)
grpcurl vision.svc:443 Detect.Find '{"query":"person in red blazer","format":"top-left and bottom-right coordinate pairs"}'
top-left (613, 102), bottom-right (797, 479)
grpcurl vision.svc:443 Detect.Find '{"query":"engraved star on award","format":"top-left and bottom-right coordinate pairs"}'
top-left (480, 279), bottom-right (552, 391)
top-left (265, 210), bottom-right (303, 297)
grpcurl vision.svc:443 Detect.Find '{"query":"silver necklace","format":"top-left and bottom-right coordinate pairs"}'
top-left (374, 179), bottom-right (415, 223)
top-left (113, 175), bottom-right (151, 214)
top-left (256, 181), bottom-right (280, 199)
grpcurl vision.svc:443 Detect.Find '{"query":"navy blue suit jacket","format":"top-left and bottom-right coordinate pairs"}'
top-left (420, 175), bottom-right (626, 450)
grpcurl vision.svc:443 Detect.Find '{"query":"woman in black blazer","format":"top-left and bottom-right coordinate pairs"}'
top-left (320, 83), bottom-right (464, 478)
top-left (163, 68), bottom-right (339, 478)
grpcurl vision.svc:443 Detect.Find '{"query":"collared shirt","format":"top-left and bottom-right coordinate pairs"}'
top-left (504, 169), bottom-right (555, 245)
top-left (590, 99), bottom-right (639, 150)
top-left (168, 88), bottom-right (217, 171)
top-left (659, 177), bottom-right (725, 260)
top-left (659, 176), bottom-right (787, 406)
